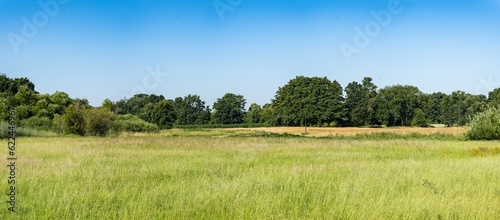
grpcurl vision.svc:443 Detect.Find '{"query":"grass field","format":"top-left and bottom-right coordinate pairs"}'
top-left (2, 129), bottom-right (500, 219)
top-left (228, 126), bottom-right (467, 137)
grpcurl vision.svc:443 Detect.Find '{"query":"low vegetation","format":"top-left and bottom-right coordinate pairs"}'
top-left (1, 134), bottom-right (499, 219)
top-left (467, 106), bottom-right (500, 140)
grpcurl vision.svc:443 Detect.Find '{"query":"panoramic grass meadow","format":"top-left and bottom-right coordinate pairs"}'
top-left (2, 130), bottom-right (500, 219)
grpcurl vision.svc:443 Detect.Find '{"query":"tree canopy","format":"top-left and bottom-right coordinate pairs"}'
top-left (1, 73), bottom-right (498, 136)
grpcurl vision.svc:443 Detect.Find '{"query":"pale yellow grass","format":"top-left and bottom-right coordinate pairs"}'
top-left (226, 126), bottom-right (466, 137)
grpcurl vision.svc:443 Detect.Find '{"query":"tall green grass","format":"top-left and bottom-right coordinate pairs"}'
top-left (1, 136), bottom-right (499, 219)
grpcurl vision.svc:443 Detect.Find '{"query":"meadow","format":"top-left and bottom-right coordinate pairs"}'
top-left (2, 128), bottom-right (500, 219)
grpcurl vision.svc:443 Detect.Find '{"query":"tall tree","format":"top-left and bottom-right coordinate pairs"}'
top-left (174, 94), bottom-right (210, 125)
top-left (273, 76), bottom-right (345, 127)
top-left (427, 92), bottom-right (446, 124)
top-left (488, 88), bottom-right (500, 106)
top-left (344, 77), bottom-right (378, 126)
top-left (212, 93), bottom-right (246, 124)
top-left (439, 91), bottom-right (481, 126)
top-left (375, 85), bottom-right (423, 126)
top-left (260, 103), bottom-right (277, 126)
top-left (245, 103), bottom-right (262, 124)
top-left (151, 100), bottom-right (176, 128)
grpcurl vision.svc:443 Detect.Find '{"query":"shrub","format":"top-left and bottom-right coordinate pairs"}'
top-left (467, 106), bottom-right (500, 140)
top-left (63, 103), bottom-right (86, 136)
top-left (20, 116), bottom-right (52, 130)
top-left (85, 109), bottom-right (115, 136)
top-left (0, 122), bottom-right (52, 138)
top-left (52, 114), bottom-right (65, 133)
top-left (112, 114), bottom-right (159, 133)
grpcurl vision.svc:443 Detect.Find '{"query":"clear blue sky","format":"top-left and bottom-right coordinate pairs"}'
top-left (2, 0), bottom-right (500, 107)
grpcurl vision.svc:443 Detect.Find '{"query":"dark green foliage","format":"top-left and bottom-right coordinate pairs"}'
top-left (0, 74), bottom-right (36, 95)
top-left (411, 108), bottom-right (428, 127)
top-left (488, 88), bottom-right (500, 107)
top-left (427, 92), bottom-right (446, 124)
top-left (1, 73), bottom-right (498, 131)
top-left (212, 93), bottom-right (246, 124)
top-left (466, 106), bottom-right (500, 140)
top-left (245, 103), bottom-right (262, 124)
top-left (174, 94), bottom-right (211, 125)
top-left (85, 108), bottom-right (115, 136)
top-left (441, 91), bottom-right (487, 126)
top-left (344, 77), bottom-right (377, 126)
top-left (260, 103), bottom-right (277, 126)
top-left (374, 85), bottom-right (423, 126)
top-left (151, 100), bottom-right (176, 128)
top-left (273, 76), bottom-right (345, 127)
top-left (62, 101), bottom-right (88, 136)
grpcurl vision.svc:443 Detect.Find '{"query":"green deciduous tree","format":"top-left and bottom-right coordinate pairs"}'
top-left (273, 76), bottom-right (345, 127)
top-left (151, 100), bottom-right (176, 128)
top-left (260, 103), bottom-right (277, 126)
top-left (245, 103), bottom-right (262, 124)
top-left (439, 91), bottom-right (483, 126)
top-left (488, 88), bottom-right (500, 106)
top-left (174, 94), bottom-right (211, 125)
top-left (344, 77), bottom-right (378, 126)
top-left (411, 108), bottom-right (428, 127)
top-left (212, 93), bottom-right (246, 124)
top-left (374, 85), bottom-right (423, 126)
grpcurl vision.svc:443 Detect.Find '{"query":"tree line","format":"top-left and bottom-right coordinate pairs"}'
top-left (1, 73), bottom-right (500, 136)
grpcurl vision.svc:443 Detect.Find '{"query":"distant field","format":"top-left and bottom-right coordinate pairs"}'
top-left (228, 126), bottom-right (467, 137)
top-left (2, 131), bottom-right (499, 219)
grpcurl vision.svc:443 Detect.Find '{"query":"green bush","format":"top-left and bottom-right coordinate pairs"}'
top-left (467, 106), bottom-right (500, 140)
top-left (63, 103), bottom-right (86, 136)
top-left (20, 116), bottom-right (53, 130)
top-left (85, 109), bottom-right (115, 136)
top-left (112, 114), bottom-right (159, 133)
top-left (0, 122), bottom-right (53, 138)
top-left (52, 114), bottom-right (65, 133)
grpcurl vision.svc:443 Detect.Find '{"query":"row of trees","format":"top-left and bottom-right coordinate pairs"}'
top-left (268, 76), bottom-right (497, 128)
top-left (2, 73), bottom-right (500, 136)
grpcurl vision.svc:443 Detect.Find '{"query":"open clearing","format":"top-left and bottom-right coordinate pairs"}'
top-left (2, 130), bottom-right (499, 219)
top-left (228, 126), bottom-right (467, 137)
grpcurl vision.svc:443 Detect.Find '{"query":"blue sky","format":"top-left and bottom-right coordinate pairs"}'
top-left (1, 0), bottom-right (500, 107)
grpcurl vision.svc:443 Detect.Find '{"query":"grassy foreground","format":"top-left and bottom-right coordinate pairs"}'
top-left (2, 132), bottom-right (500, 219)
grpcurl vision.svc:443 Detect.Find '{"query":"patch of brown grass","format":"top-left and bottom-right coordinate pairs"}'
top-left (226, 127), bottom-right (467, 137)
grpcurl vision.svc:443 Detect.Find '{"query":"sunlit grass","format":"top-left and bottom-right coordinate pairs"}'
top-left (1, 134), bottom-right (500, 219)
